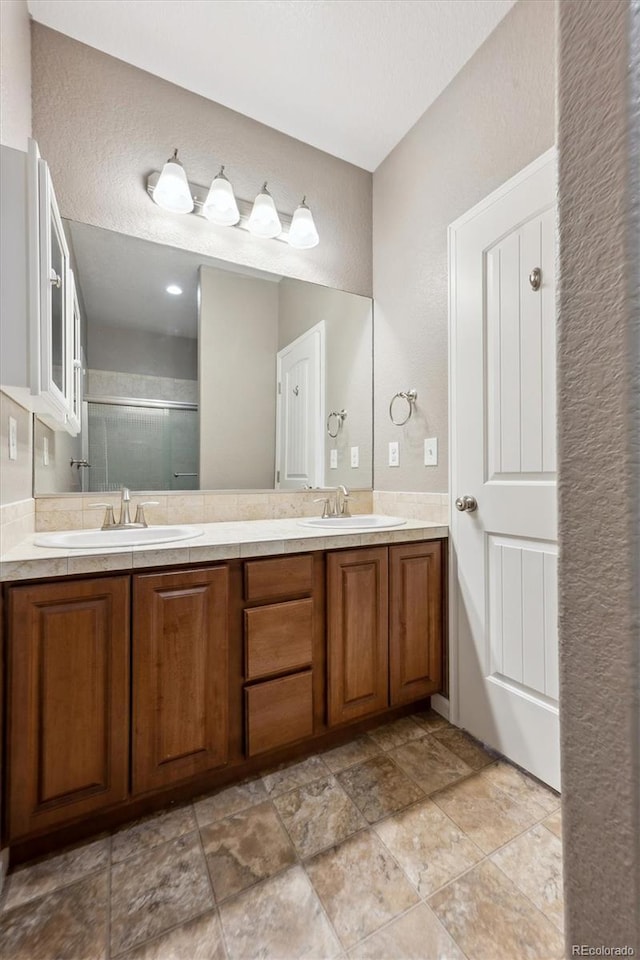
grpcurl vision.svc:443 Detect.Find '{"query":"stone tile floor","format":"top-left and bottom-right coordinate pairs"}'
top-left (0, 711), bottom-right (564, 959)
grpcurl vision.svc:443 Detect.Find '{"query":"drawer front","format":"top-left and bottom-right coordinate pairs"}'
top-left (244, 554), bottom-right (314, 602)
top-left (245, 599), bottom-right (313, 680)
top-left (245, 671), bottom-right (314, 756)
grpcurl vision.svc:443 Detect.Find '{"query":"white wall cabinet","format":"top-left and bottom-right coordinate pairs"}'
top-left (0, 139), bottom-right (81, 434)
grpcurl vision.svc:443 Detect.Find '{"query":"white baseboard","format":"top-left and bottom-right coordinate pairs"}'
top-left (431, 693), bottom-right (450, 720)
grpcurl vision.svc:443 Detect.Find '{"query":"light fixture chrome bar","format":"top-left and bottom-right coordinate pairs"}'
top-left (146, 171), bottom-right (293, 241)
top-left (86, 394), bottom-right (198, 411)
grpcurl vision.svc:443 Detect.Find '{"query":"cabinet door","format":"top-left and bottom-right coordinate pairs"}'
top-left (7, 577), bottom-right (130, 839)
top-left (327, 548), bottom-right (389, 725)
top-left (37, 158), bottom-right (72, 425)
top-left (133, 566), bottom-right (229, 794)
top-left (389, 542), bottom-right (443, 705)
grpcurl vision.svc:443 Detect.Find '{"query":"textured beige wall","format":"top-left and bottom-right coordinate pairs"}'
top-left (30, 25), bottom-right (372, 298)
top-left (199, 266), bottom-right (279, 489)
top-left (372, 0), bottom-right (555, 492)
top-left (0, 391), bottom-right (32, 507)
top-left (557, 0), bottom-right (640, 950)
top-left (0, 0), bottom-right (31, 150)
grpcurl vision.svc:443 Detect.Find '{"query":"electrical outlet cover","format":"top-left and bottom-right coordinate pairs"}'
top-left (330, 449), bottom-right (338, 469)
top-left (350, 446), bottom-right (359, 468)
top-left (424, 437), bottom-right (438, 466)
top-left (388, 441), bottom-right (399, 467)
top-left (8, 416), bottom-right (17, 461)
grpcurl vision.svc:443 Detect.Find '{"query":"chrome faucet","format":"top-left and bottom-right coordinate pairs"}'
top-left (89, 487), bottom-right (158, 530)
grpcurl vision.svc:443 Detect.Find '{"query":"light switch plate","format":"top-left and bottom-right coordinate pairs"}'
top-left (388, 441), bottom-right (399, 467)
top-left (43, 437), bottom-right (49, 466)
top-left (350, 446), bottom-right (359, 468)
top-left (330, 449), bottom-right (338, 469)
top-left (8, 416), bottom-right (17, 461)
top-left (424, 437), bottom-right (438, 466)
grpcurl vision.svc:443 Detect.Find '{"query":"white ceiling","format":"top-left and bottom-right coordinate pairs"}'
top-left (28, 0), bottom-right (515, 171)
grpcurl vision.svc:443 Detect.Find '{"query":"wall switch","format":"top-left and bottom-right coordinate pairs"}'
top-left (330, 448), bottom-right (338, 469)
top-left (424, 437), bottom-right (438, 466)
top-left (388, 441), bottom-right (399, 467)
top-left (43, 437), bottom-right (49, 466)
top-left (350, 446), bottom-right (359, 468)
top-left (8, 417), bottom-right (17, 461)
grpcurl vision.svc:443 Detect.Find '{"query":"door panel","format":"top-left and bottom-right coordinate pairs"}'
top-left (451, 149), bottom-right (559, 788)
top-left (8, 577), bottom-right (129, 839)
top-left (133, 566), bottom-right (228, 793)
top-left (327, 548), bottom-right (388, 725)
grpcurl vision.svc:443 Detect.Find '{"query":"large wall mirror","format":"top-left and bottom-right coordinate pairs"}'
top-left (33, 222), bottom-right (373, 495)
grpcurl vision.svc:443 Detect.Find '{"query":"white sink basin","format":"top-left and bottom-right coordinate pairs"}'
top-left (34, 525), bottom-right (203, 549)
top-left (298, 514), bottom-right (407, 530)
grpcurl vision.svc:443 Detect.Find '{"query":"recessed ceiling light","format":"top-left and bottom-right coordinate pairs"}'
top-left (166, 284), bottom-right (182, 295)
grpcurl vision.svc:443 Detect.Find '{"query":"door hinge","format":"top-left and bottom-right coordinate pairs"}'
top-left (276, 470), bottom-right (280, 482)
top-left (278, 382), bottom-right (281, 395)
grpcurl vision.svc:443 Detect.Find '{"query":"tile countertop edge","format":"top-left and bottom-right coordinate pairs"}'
top-left (0, 518), bottom-right (449, 582)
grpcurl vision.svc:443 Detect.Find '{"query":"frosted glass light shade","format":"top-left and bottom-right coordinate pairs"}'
top-left (288, 200), bottom-right (319, 249)
top-left (153, 151), bottom-right (194, 214)
top-left (202, 167), bottom-right (240, 226)
top-left (248, 184), bottom-right (282, 238)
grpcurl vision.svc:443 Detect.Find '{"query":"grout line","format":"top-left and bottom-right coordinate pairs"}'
top-left (105, 834), bottom-right (113, 960)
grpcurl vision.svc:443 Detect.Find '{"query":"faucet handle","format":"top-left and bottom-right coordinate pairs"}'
top-left (134, 501), bottom-right (159, 527)
top-left (89, 504), bottom-right (116, 529)
top-left (313, 497), bottom-right (332, 520)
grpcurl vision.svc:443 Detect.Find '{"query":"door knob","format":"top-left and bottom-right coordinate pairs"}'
top-left (455, 495), bottom-right (478, 513)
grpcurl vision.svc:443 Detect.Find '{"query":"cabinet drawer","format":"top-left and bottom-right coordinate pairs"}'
top-left (244, 554), bottom-right (313, 602)
top-left (245, 671), bottom-right (314, 756)
top-left (245, 599), bottom-right (313, 680)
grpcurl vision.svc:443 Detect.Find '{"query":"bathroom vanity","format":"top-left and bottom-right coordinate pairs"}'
top-left (1, 522), bottom-right (446, 860)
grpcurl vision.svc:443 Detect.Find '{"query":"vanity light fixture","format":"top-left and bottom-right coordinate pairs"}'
top-left (247, 183), bottom-right (282, 239)
top-left (152, 149), bottom-right (194, 214)
top-left (288, 197), bottom-right (320, 249)
top-left (166, 284), bottom-right (183, 295)
top-left (146, 160), bottom-right (320, 247)
top-left (202, 166), bottom-right (240, 226)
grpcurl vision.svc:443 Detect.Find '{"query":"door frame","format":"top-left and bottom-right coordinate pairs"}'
top-left (274, 320), bottom-right (326, 489)
top-left (446, 146), bottom-right (557, 728)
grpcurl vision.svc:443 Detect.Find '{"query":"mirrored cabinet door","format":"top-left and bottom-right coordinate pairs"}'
top-left (37, 157), bottom-right (71, 423)
top-left (66, 270), bottom-right (83, 436)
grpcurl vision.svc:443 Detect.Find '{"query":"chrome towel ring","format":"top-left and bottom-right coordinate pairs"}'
top-left (327, 409), bottom-right (347, 438)
top-left (389, 389), bottom-right (417, 426)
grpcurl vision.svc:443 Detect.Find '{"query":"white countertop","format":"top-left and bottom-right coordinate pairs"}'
top-left (0, 517), bottom-right (448, 582)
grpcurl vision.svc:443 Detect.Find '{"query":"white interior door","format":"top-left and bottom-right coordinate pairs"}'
top-left (276, 322), bottom-right (325, 489)
top-left (449, 149), bottom-right (559, 789)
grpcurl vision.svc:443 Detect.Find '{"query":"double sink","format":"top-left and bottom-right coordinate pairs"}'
top-left (34, 515), bottom-right (407, 550)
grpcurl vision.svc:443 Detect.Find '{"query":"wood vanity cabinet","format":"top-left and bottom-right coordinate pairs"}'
top-left (132, 566), bottom-right (229, 794)
top-left (243, 554), bottom-right (318, 757)
top-left (327, 547), bottom-right (390, 725)
top-left (6, 577), bottom-right (130, 839)
top-left (327, 541), bottom-right (444, 725)
top-left (389, 541), bottom-right (443, 704)
top-left (3, 538), bottom-right (445, 852)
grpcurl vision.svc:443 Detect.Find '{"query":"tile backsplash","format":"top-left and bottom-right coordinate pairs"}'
top-left (34, 490), bottom-right (375, 532)
top-left (0, 498), bottom-right (35, 553)
top-left (0, 490), bottom-right (449, 546)
top-left (373, 491), bottom-right (449, 524)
